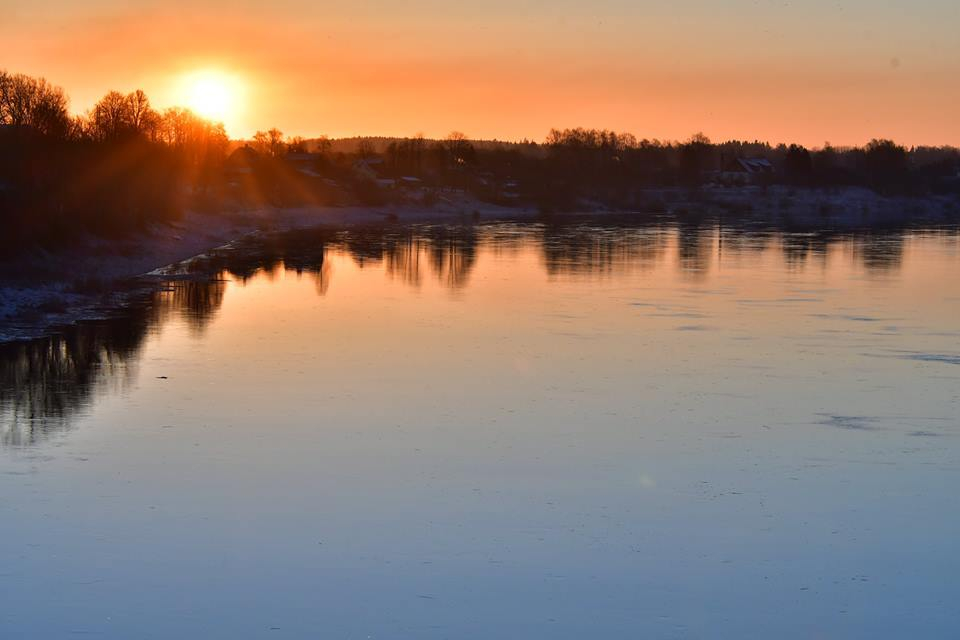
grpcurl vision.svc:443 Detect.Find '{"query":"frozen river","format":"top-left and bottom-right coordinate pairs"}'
top-left (2, 218), bottom-right (958, 638)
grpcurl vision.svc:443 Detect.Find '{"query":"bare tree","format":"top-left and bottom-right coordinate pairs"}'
top-left (90, 90), bottom-right (133, 141)
top-left (252, 130), bottom-right (270, 155)
top-left (268, 128), bottom-right (285, 157)
top-left (251, 129), bottom-right (285, 157)
top-left (314, 135), bottom-right (332, 155)
top-left (0, 71), bottom-right (70, 137)
top-left (287, 135), bottom-right (307, 154)
top-left (444, 131), bottom-right (474, 165)
top-left (127, 89), bottom-right (159, 139)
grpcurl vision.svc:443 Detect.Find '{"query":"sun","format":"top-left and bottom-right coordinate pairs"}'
top-left (181, 70), bottom-right (242, 123)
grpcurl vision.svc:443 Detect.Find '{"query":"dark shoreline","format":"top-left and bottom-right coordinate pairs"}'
top-left (2, 189), bottom-right (959, 346)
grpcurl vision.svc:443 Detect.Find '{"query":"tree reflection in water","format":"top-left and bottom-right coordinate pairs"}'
top-left (1, 217), bottom-right (951, 445)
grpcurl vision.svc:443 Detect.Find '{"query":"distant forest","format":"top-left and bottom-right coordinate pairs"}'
top-left (2, 70), bottom-right (959, 249)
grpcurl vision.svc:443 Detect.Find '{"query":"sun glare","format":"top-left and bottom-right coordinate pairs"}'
top-left (181, 70), bottom-right (242, 125)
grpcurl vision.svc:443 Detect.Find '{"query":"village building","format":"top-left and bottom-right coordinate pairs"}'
top-left (718, 156), bottom-right (775, 186)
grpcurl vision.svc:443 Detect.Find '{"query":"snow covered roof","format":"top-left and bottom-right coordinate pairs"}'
top-left (735, 158), bottom-right (774, 173)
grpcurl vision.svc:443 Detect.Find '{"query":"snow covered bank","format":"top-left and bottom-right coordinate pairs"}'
top-left (0, 199), bottom-right (529, 343)
top-left (2, 186), bottom-right (956, 344)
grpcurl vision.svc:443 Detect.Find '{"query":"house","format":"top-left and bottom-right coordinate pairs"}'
top-left (225, 145), bottom-right (259, 174)
top-left (352, 157), bottom-right (387, 181)
top-left (723, 157), bottom-right (775, 175)
top-left (285, 152), bottom-right (325, 177)
top-left (718, 156), bottom-right (775, 186)
top-left (352, 157), bottom-right (399, 189)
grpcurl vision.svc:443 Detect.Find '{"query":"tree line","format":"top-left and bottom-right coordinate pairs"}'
top-left (314, 128), bottom-right (959, 210)
top-left (1, 71), bottom-right (227, 150)
top-left (1, 71), bottom-right (228, 248)
top-left (3, 69), bottom-right (959, 250)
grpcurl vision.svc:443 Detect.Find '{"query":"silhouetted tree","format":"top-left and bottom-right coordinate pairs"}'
top-left (864, 139), bottom-right (908, 192)
top-left (127, 89), bottom-right (159, 139)
top-left (444, 131), bottom-right (476, 166)
top-left (252, 129), bottom-right (285, 157)
top-left (356, 138), bottom-right (376, 159)
top-left (0, 71), bottom-right (70, 137)
top-left (89, 91), bottom-right (134, 141)
top-left (287, 135), bottom-right (307, 154)
top-left (783, 144), bottom-right (813, 184)
top-left (679, 132), bottom-right (713, 185)
top-left (314, 135), bottom-right (332, 155)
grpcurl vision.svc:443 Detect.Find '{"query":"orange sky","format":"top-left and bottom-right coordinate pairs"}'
top-left (4, 1), bottom-right (959, 145)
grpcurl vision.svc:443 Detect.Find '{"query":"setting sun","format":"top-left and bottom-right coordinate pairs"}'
top-left (2, 2), bottom-right (960, 637)
top-left (180, 70), bottom-right (243, 126)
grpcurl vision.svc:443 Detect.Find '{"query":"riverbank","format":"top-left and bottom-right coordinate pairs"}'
top-left (0, 197), bottom-right (530, 343)
top-left (1, 185), bottom-right (957, 344)
top-left (686, 184), bottom-right (960, 227)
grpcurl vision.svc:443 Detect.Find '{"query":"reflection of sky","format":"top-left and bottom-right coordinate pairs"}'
top-left (1, 225), bottom-right (959, 637)
top-left (5, 1), bottom-right (959, 143)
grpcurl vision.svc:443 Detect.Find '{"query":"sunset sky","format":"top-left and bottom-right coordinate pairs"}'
top-left (4, 0), bottom-right (959, 145)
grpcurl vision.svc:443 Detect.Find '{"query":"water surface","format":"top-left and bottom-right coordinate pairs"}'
top-left (2, 218), bottom-right (959, 638)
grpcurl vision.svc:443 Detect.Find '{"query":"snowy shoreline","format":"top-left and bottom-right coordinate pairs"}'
top-left (1, 186), bottom-right (957, 345)
top-left (0, 199), bottom-right (530, 344)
